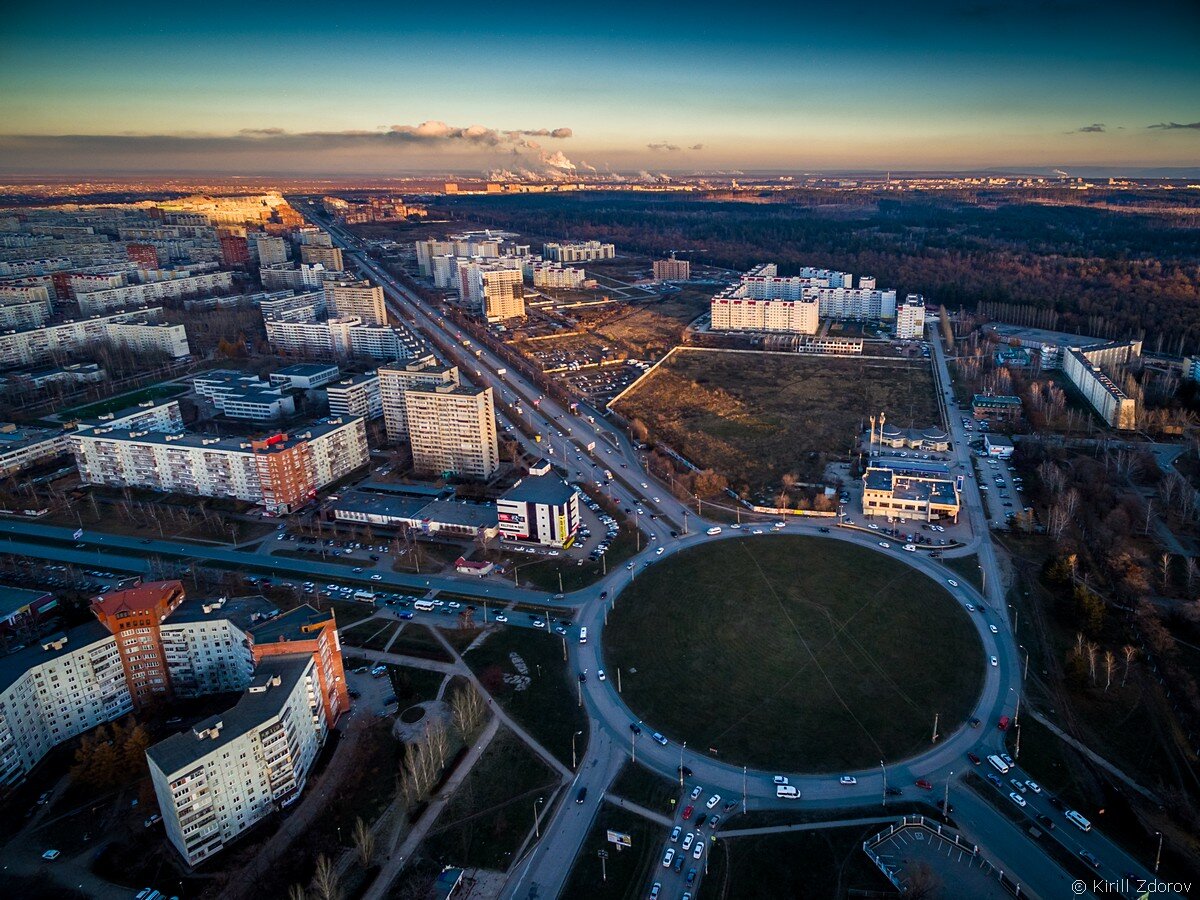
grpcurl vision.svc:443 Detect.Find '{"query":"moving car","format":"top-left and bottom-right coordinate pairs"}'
top-left (706, 794), bottom-right (721, 809)
top-left (670, 826), bottom-right (681, 843)
top-left (1009, 792), bottom-right (1027, 808)
top-left (839, 775), bottom-right (857, 786)
top-left (681, 832), bottom-right (694, 851)
top-left (662, 848), bottom-right (675, 867)
top-left (915, 779), bottom-right (933, 790)
top-left (652, 732), bottom-right (669, 746)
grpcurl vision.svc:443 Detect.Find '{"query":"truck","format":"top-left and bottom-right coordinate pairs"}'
top-left (496, 368), bottom-right (507, 376)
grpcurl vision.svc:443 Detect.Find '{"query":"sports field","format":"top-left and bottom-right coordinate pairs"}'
top-left (604, 536), bottom-right (982, 771)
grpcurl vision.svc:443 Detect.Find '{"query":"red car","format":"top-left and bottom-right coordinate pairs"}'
top-left (967, 752), bottom-right (981, 766)
top-left (681, 805), bottom-right (695, 821)
top-left (915, 779), bottom-right (933, 790)
top-left (997, 715), bottom-right (1010, 731)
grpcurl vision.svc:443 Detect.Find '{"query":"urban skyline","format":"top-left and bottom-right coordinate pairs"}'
top-left (1, 0), bottom-right (1198, 175)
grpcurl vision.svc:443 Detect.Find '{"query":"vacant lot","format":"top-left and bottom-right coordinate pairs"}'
top-left (560, 804), bottom-right (667, 900)
top-left (592, 289), bottom-right (715, 358)
top-left (614, 349), bottom-right (939, 492)
top-left (420, 727), bottom-right (559, 870)
top-left (605, 536), bottom-right (982, 771)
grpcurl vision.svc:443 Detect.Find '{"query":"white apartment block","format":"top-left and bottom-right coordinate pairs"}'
top-left (325, 280), bottom-right (386, 326)
top-left (70, 416), bottom-right (368, 513)
top-left (327, 372), bottom-right (382, 420)
top-left (895, 294), bottom-right (926, 339)
top-left (260, 263), bottom-right (333, 292)
top-left (75, 271), bottom-right (234, 314)
top-left (532, 262), bottom-right (587, 289)
top-left (543, 241), bottom-right (615, 263)
top-left (406, 383), bottom-right (499, 479)
top-left (710, 263), bottom-right (895, 335)
top-left (264, 316), bottom-right (423, 362)
top-left (0, 624), bottom-right (131, 787)
top-left (161, 616), bottom-right (255, 699)
top-left (0, 422), bottom-right (70, 478)
top-left (147, 657), bottom-right (327, 866)
top-left (0, 308), bottom-right (190, 368)
top-left (259, 289), bottom-right (327, 323)
top-left (77, 398), bottom-right (186, 434)
top-left (459, 263), bottom-right (525, 321)
top-left (1062, 341), bottom-right (1141, 430)
top-left (378, 355), bottom-right (460, 441)
top-left (416, 234), bottom-right (509, 276)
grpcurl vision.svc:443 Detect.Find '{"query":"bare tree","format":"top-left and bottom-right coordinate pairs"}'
top-left (1121, 644), bottom-right (1137, 685)
top-left (353, 816), bottom-right (375, 867)
top-left (1185, 557), bottom-right (1198, 597)
top-left (1086, 641), bottom-right (1098, 686)
top-left (450, 682), bottom-right (487, 738)
top-left (1104, 650), bottom-right (1116, 692)
top-left (288, 886), bottom-right (308, 900)
top-left (1161, 552), bottom-right (1174, 591)
top-left (311, 855), bottom-right (343, 900)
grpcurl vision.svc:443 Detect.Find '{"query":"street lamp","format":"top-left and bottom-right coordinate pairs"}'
top-left (534, 797), bottom-right (545, 839)
top-left (572, 730), bottom-right (583, 769)
top-left (880, 760), bottom-right (887, 807)
top-left (679, 741), bottom-right (686, 786)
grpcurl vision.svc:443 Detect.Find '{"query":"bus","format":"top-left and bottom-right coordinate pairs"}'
top-left (414, 600), bottom-right (436, 612)
top-left (987, 755), bottom-right (1010, 774)
top-left (353, 590), bottom-right (376, 604)
top-left (1065, 810), bottom-right (1092, 832)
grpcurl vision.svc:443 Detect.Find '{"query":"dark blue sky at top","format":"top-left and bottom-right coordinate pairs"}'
top-left (1, 0), bottom-right (1197, 173)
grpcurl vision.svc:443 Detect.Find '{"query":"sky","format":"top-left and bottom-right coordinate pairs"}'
top-left (0, 0), bottom-right (1197, 176)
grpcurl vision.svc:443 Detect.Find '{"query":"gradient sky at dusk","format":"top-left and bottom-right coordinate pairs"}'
top-left (1, 0), bottom-right (1197, 174)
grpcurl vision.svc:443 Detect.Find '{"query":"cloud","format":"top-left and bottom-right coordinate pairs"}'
top-left (577, 160), bottom-right (598, 173)
top-left (541, 150), bottom-right (576, 171)
top-left (647, 142), bottom-right (681, 152)
top-left (1070, 123), bottom-right (1106, 133)
top-left (238, 127), bottom-right (287, 136)
top-left (690, 144), bottom-right (705, 151)
top-left (1147, 121), bottom-right (1200, 130)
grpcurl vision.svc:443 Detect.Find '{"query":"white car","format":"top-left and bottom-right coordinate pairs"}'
top-left (656, 547), bottom-right (664, 555)
top-left (868, 523), bottom-right (879, 530)
top-left (670, 826), bottom-right (681, 843)
top-left (598, 670), bottom-right (607, 681)
top-left (903, 544), bottom-right (916, 552)
top-left (878, 541), bottom-right (891, 549)
top-left (663, 848), bottom-right (675, 867)
top-left (965, 603), bottom-right (975, 611)
top-left (494, 614), bottom-right (508, 623)
top-left (693, 842), bottom-right (704, 859)
top-left (989, 625), bottom-right (999, 634)
top-left (990, 656), bottom-right (999, 667)
top-left (1009, 792), bottom-right (1027, 808)
top-left (42, 849), bottom-right (60, 860)
top-left (681, 832), bottom-right (694, 851)
top-left (690, 786), bottom-right (702, 799)
top-left (839, 775), bottom-right (857, 786)
top-left (370, 574), bottom-right (382, 581)
top-left (1026, 780), bottom-right (1042, 793)
top-left (773, 775), bottom-right (789, 785)
top-left (532, 620), bottom-right (546, 629)
top-left (706, 794), bottom-right (721, 809)
top-left (946, 579), bottom-right (959, 587)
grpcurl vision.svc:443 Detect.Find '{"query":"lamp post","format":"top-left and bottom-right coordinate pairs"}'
top-left (572, 730), bottom-right (583, 769)
top-left (534, 797), bottom-right (545, 839)
top-left (880, 760), bottom-right (887, 807)
top-left (1155, 830), bottom-right (1163, 874)
top-left (679, 742), bottom-right (686, 786)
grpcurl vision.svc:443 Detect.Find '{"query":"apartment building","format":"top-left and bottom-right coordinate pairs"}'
top-left (250, 233), bottom-right (289, 266)
top-left (325, 280), bottom-right (386, 326)
top-left (70, 416), bottom-right (368, 514)
top-left (531, 262), bottom-right (587, 290)
top-left (147, 656), bottom-right (327, 866)
top-left (327, 372), bottom-right (382, 420)
top-left (379, 355), bottom-right (460, 441)
top-left (0, 422), bottom-right (71, 477)
top-left (497, 474), bottom-right (580, 547)
top-left (219, 234), bottom-right (250, 269)
top-left (259, 289), bottom-right (327, 323)
top-left (653, 256), bottom-right (691, 281)
top-left (90, 582), bottom-right (187, 707)
top-left (862, 458), bottom-right (960, 523)
top-left (125, 244), bottom-right (160, 268)
top-left (710, 263), bottom-right (896, 334)
top-left (459, 263), bottom-right (524, 321)
top-left (0, 623), bottom-right (131, 787)
top-left (0, 308), bottom-right (190, 369)
top-left (1062, 341), bottom-right (1141, 430)
top-left (264, 316), bottom-right (423, 362)
top-left (74, 398), bottom-right (185, 434)
top-left (895, 294), bottom-right (926, 339)
top-left (543, 241), bottom-right (615, 263)
top-left (260, 263), bottom-right (332, 292)
top-left (299, 244), bottom-right (344, 271)
top-left (711, 294), bottom-right (819, 334)
top-left (75, 271), bottom-right (234, 315)
top-left (406, 383), bottom-right (499, 478)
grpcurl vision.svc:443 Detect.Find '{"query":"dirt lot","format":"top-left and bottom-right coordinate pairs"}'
top-left (614, 348), bottom-right (939, 494)
top-left (591, 288), bottom-right (715, 359)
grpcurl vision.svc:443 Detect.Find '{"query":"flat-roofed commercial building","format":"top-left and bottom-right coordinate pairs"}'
top-left (147, 656), bottom-right (328, 866)
top-left (193, 371), bottom-right (295, 421)
top-left (497, 473), bottom-right (580, 547)
top-left (331, 489), bottom-right (499, 541)
top-left (269, 363), bottom-right (340, 390)
top-left (327, 372), bottom-right (382, 420)
top-left (971, 394), bottom-right (1023, 422)
top-left (379, 355), bottom-right (460, 441)
top-left (861, 458), bottom-right (960, 523)
top-left (406, 383), bottom-right (499, 479)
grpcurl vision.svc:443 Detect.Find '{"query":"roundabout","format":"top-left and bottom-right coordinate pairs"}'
top-left (603, 535), bottom-right (985, 772)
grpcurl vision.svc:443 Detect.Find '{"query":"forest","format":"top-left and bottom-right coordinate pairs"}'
top-left (443, 188), bottom-right (1200, 354)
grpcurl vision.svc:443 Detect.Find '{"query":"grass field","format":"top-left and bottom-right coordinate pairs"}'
top-left (388, 624), bottom-right (453, 662)
top-left (610, 760), bottom-right (684, 814)
top-left (465, 626), bottom-right (589, 767)
top-left (614, 349), bottom-right (938, 493)
top-left (698, 824), bottom-right (896, 900)
top-left (605, 536), bottom-right (983, 771)
top-left (420, 727), bottom-right (560, 870)
top-left (560, 804), bottom-right (669, 900)
top-left (63, 383), bottom-right (188, 419)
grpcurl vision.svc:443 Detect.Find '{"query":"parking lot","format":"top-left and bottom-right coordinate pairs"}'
top-left (974, 452), bottom-right (1026, 525)
top-left (870, 823), bottom-right (1013, 900)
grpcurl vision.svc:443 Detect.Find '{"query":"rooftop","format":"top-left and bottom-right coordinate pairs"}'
top-left (0, 422), bottom-right (67, 451)
top-left (0, 584), bottom-right (53, 620)
top-left (502, 473), bottom-right (575, 507)
top-left (146, 656), bottom-right (310, 776)
top-left (274, 363), bottom-right (340, 377)
top-left (0, 620), bottom-right (113, 694)
top-left (166, 593), bottom-right (279, 631)
top-left (92, 580), bottom-right (184, 618)
top-left (986, 323), bottom-right (1107, 350)
top-left (249, 604), bottom-right (335, 645)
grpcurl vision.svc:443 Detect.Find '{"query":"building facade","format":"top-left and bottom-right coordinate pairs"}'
top-left (895, 294), bottom-right (926, 339)
top-left (497, 474), bottom-right (580, 547)
top-left (379, 355), bottom-right (460, 441)
top-left (327, 372), bottom-right (382, 420)
top-left (653, 257), bottom-right (691, 281)
top-left (405, 383), bottom-right (499, 478)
